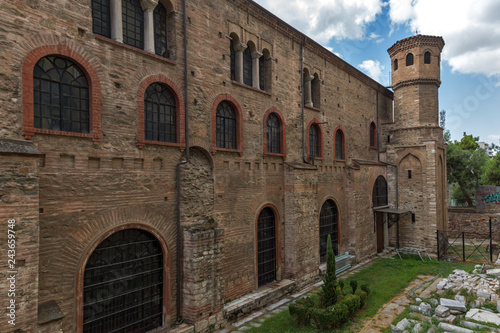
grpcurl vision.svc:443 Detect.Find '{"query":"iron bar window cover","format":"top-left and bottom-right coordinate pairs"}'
top-left (153, 2), bottom-right (168, 57)
top-left (372, 176), bottom-right (388, 207)
top-left (83, 229), bottom-right (163, 333)
top-left (243, 47), bottom-right (252, 86)
top-left (92, 0), bottom-right (111, 38)
top-left (335, 130), bottom-right (344, 160)
top-left (216, 101), bottom-right (237, 149)
top-left (144, 83), bottom-right (176, 143)
top-left (122, 0), bottom-right (144, 49)
top-left (309, 124), bottom-right (319, 158)
top-left (258, 207), bottom-right (276, 287)
top-left (33, 56), bottom-right (89, 133)
top-left (266, 113), bottom-right (281, 154)
top-left (319, 200), bottom-right (339, 262)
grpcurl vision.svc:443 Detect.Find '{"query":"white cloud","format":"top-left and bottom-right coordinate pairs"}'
top-left (253, 0), bottom-right (384, 44)
top-left (388, 0), bottom-right (500, 77)
top-left (358, 60), bottom-right (386, 84)
top-left (487, 134), bottom-right (500, 143)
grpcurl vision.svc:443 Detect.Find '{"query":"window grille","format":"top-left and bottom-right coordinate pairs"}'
top-left (309, 124), bottom-right (319, 159)
top-left (257, 207), bottom-right (276, 287)
top-left (33, 56), bottom-right (89, 133)
top-left (230, 41), bottom-right (236, 81)
top-left (319, 200), bottom-right (339, 262)
top-left (154, 2), bottom-right (168, 57)
top-left (424, 51), bottom-right (431, 64)
top-left (335, 130), bottom-right (344, 160)
top-left (406, 53), bottom-right (414, 66)
top-left (83, 229), bottom-right (163, 333)
top-left (243, 47), bottom-right (252, 86)
top-left (266, 113), bottom-right (281, 154)
top-left (370, 122), bottom-right (376, 148)
top-left (216, 101), bottom-right (237, 149)
top-left (144, 83), bottom-right (176, 143)
top-left (122, 0), bottom-right (144, 49)
top-left (92, 0), bottom-right (111, 38)
top-left (372, 176), bottom-right (388, 207)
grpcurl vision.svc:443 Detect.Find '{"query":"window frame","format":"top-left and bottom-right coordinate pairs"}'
top-left (394, 58), bottom-right (398, 71)
top-left (137, 75), bottom-right (185, 148)
top-left (334, 126), bottom-right (346, 162)
top-left (22, 45), bottom-right (102, 143)
top-left (424, 51), bottom-right (431, 64)
top-left (307, 119), bottom-right (323, 161)
top-left (406, 53), bottom-right (414, 66)
top-left (319, 199), bottom-right (339, 262)
top-left (263, 107), bottom-right (286, 158)
top-left (254, 204), bottom-right (281, 289)
top-left (211, 94), bottom-right (244, 155)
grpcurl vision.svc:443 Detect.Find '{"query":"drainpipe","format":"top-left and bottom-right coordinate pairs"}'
top-left (301, 37), bottom-right (311, 165)
top-left (176, 0), bottom-right (190, 323)
top-left (376, 90), bottom-right (399, 209)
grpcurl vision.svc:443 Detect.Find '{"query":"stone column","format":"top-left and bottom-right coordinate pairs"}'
top-left (110, 0), bottom-right (123, 42)
top-left (304, 74), bottom-right (314, 106)
top-left (141, 0), bottom-right (158, 53)
top-left (251, 51), bottom-right (263, 89)
top-left (234, 43), bottom-right (247, 84)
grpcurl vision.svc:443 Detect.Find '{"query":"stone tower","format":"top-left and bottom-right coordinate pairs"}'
top-left (386, 35), bottom-right (447, 251)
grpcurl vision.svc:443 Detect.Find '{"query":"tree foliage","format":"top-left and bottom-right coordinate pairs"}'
top-left (482, 153), bottom-right (500, 186)
top-left (321, 234), bottom-right (339, 307)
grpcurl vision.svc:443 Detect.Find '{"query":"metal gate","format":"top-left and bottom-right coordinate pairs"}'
top-left (437, 217), bottom-right (494, 263)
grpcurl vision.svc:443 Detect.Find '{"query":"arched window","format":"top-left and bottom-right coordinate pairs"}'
top-left (424, 51), bottom-right (431, 64)
top-left (312, 73), bottom-right (321, 108)
top-left (243, 47), bottom-right (252, 86)
top-left (153, 2), bottom-right (168, 57)
top-left (257, 207), bottom-right (276, 287)
top-left (92, 0), bottom-right (111, 37)
top-left (33, 56), bottom-right (89, 133)
top-left (230, 40), bottom-right (236, 81)
top-left (335, 128), bottom-right (345, 161)
top-left (369, 122), bottom-right (377, 148)
top-left (309, 123), bottom-right (319, 159)
top-left (394, 59), bottom-right (398, 71)
top-left (372, 176), bottom-right (388, 207)
top-left (319, 200), bottom-right (339, 262)
top-left (406, 53), bottom-right (414, 66)
top-left (144, 83), bottom-right (176, 143)
top-left (266, 113), bottom-right (281, 154)
top-left (216, 101), bottom-right (237, 149)
top-left (122, 0), bottom-right (144, 49)
top-left (83, 229), bottom-right (163, 332)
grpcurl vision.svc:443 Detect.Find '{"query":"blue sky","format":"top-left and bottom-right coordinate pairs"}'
top-left (253, 0), bottom-right (500, 145)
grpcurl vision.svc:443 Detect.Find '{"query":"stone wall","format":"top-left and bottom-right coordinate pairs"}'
top-left (448, 208), bottom-right (500, 243)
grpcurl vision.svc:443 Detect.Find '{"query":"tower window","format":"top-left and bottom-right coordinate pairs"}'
top-left (406, 53), bottom-right (414, 66)
top-left (216, 101), bottom-right (237, 149)
top-left (394, 59), bottom-right (398, 71)
top-left (309, 124), bottom-right (319, 159)
top-left (408, 170), bottom-right (412, 179)
top-left (424, 51), bottom-right (431, 64)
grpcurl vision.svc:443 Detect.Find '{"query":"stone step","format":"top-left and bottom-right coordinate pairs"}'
top-left (223, 279), bottom-right (296, 322)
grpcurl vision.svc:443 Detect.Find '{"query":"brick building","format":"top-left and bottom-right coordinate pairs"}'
top-left (0, 0), bottom-right (446, 332)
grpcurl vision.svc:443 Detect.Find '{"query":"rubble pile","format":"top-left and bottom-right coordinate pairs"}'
top-left (391, 266), bottom-right (500, 333)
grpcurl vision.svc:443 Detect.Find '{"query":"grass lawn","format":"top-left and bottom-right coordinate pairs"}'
top-left (245, 257), bottom-right (476, 333)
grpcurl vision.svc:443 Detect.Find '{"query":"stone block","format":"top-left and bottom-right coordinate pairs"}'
top-left (435, 305), bottom-right (450, 317)
top-left (440, 298), bottom-right (467, 313)
top-left (420, 302), bottom-right (433, 316)
top-left (465, 308), bottom-right (500, 326)
top-left (486, 269), bottom-right (500, 277)
top-left (396, 318), bottom-right (411, 331)
top-left (437, 322), bottom-right (474, 333)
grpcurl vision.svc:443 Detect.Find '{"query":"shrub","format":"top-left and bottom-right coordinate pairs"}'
top-left (322, 234), bottom-right (339, 307)
top-left (289, 296), bottom-right (314, 327)
top-left (360, 283), bottom-right (370, 295)
top-left (350, 280), bottom-right (358, 294)
top-left (311, 303), bottom-right (348, 330)
top-left (339, 279), bottom-right (345, 291)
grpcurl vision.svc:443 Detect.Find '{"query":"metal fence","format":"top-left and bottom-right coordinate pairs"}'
top-left (437, 217), bottom-right (495, 263)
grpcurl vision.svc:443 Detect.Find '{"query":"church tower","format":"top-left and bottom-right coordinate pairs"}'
top-left (386, 35), bottom-right (447, 251)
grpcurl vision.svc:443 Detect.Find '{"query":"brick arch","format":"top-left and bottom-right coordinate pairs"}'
top-left (334, 125), bottom-right (346, 161)
top-left (137, 74), bottom-right (186, 148)
top-left (263, 107), bottom-right (286, 158)
top-left (22, 44), bottom-right (102, 143)
top-left (211, 93), bottom-right (244, 155)
top-left (318, 197), bottom-right (342, 257)
top-left (253, 203), bottom-right (282, 288)
top-left (368, 170), bottom-right (387, 206)
top-left (396, 149), bottom-right (425, 167)
top-left (307, 118), bottom-right (323, 160)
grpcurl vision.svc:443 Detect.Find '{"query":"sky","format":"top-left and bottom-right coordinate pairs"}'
top-left (253, 0), bottom-right (500, 145)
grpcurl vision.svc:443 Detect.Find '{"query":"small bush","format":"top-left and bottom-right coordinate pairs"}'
top-left (339, 279), bottom-right (345, 291)
top-left (288, 296), bottom-right (314, 327)
top-left (360, 283), bottom-right (370, 295)
top-left (350, 280), bottom-right (358, 294)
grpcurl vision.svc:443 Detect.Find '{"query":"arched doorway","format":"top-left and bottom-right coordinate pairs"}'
top-left (373, 176), bottom-right (388, 253)
top-left (83, 229), bottom-right (164, 332)
top-left (319, 200), bottom-right (339, 262)
top-left (257, 207), bottom-right (276, 287)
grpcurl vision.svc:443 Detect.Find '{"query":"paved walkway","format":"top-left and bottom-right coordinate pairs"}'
top-left (220, 251), bottom-right (395, 333)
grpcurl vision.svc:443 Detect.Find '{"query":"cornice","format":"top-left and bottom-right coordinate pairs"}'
top-left (392, 78), bottom-right (441, 90)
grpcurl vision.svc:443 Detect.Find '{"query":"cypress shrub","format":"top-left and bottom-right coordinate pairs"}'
top-left (321, 234), bottom-right (338, 307)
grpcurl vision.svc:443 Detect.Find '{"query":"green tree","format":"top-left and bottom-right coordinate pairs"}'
top-left (447, 132), bottom-right (489, 206)
top-left (321, 234), bottom-right (339, 307)
top-left (482, 153), bottom-right (500, 185)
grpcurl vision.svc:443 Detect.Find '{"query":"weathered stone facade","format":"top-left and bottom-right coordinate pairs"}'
top-left (0, 0), bottom-right (446, 332)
